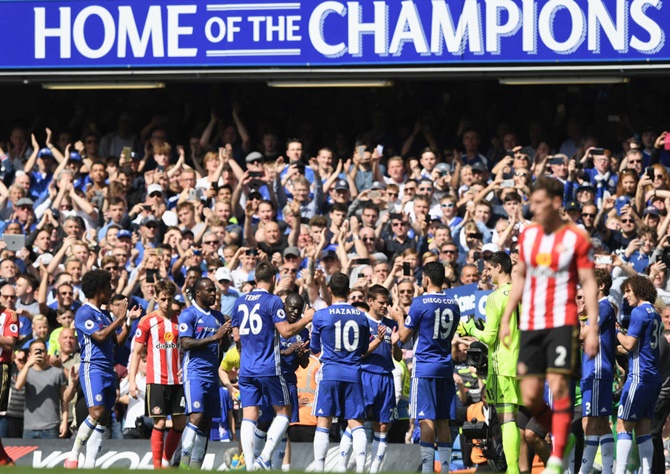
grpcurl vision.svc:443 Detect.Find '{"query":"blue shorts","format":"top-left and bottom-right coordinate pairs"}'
top-left (362, 372), bottom-right (397, 423)
top-left (259, 383), bottom-right (299, 424)
top-left (184, 379), bottom-right (220, 417)
top-left (410, 377), bottom-right (454, 421)
top-left (313, 380), bottom-right (365, 420)
top-left (80, 365), bottom-right (116, 412)
top-left (239, 375), bottom-right (290, 409)
top-left (581, 378), bottom-right (613, 417)
top-left (618, 377), bottom-right (661, 421)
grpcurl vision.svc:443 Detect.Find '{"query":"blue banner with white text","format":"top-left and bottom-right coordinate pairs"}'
top-left (0, 0), bottom-right (667, 69)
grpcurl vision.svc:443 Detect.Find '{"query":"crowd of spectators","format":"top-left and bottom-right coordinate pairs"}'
top-left (0, 98), bottom-right (669, 466)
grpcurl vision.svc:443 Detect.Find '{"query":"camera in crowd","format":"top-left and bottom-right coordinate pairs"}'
top-left (466, 340), bottom-right (488, 379)
top-left (461, 404), bottom-right (507, 472)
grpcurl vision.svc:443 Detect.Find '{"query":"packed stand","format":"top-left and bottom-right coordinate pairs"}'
top-left (0, 110), bottom-right (667, 474)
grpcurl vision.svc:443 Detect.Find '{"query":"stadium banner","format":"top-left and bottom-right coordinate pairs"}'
top-left (445, 283), bottom-right (478, 318)
top-left (474, 290), bottom-right (492, 320)
top-left (0, 0), bottom-right (666, 69)
top-left (2, 439), bottom-right (422, 471)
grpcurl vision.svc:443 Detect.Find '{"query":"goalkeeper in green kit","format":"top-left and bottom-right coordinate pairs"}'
top-left (459, 251), bottom-right (521, 474)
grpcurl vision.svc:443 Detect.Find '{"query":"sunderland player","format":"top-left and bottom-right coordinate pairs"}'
top-left (65, 270), bottom-right (138, 468)
top-left (391, 261), bottom-right (460, 473)
top-left (460, 251), bottom-right (521, 474)
top-left (500, 177), bottom-right (600, 474)
top-left (231, 262), bottom-right (313, 471)
top-left (615, 275), bottom-right (663, 474)
top-left (311, 273), bottom-right (371, 473)
top-left (339, 284), bottom-right (399, 474)
top-left (0, 288), bottom-right (18, 465)
top-left (578, 269), bottom-right (616, 474)
top-left (179, 278), bottom-right (231, 469)
top-left (129, 280), bottom-right (186, 469)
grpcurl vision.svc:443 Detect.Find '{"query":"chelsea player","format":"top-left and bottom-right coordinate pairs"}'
top-left (179, 278), bottom-right (231, 469)
top-left (578, 269), bottom-right (616, 474)
top-left (615, 275), bottom-right (663, 474)
top-left (311, 273), bottom-right (371, 473)
top-left (232, 261), bottom-right (313, 471)
top-left (65, 270), bottom-right (137, 468)
top-left (391, 261), bottom-right (460, 473)
top-left (338, 284), bottom-right (399, 473)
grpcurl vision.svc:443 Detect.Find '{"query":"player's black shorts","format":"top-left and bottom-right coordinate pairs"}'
top-left (146, 384), bottom-right (185, 417)
top-left (518, 325), bottom-right (579, 377)
top-left (516, 406), bottom-right (547, 438)
top-left (0, 363), bottom-right (10, 413)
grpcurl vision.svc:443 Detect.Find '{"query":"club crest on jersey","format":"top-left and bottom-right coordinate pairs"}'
top-left (535, 253), bottom-right (552, 267)
top-left (164, 332), bottom-right (174, 342)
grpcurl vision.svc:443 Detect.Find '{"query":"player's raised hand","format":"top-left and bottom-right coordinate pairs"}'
top-left (376, 324), bottom-right (386, 341)
top-left (387, 305), bottom-right (404, 324)
top-left (112, 298), bottom-right (128, 320)
top-left (215, 320), bottom-right (232, 340)
top-left (303, 307), bottom-right (315, 323)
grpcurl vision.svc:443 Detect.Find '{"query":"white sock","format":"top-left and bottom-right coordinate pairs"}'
top-left (83, 425), bottom-right (105, 468)
top-left (313, 427), bottom-right (330, 472)
top-left (260, 415), bottom-right (289, 464)
top-left (180, 423), bottom-right (199, 467)
top-left (579, 435), bottom-right (599, 474)
top-left (281, 464), bottom-right (290, 472)
top-left (338, 428), bottom-right (353, 472)
top-left (351, 426), bottom-right (367, 474)
top-left (190, 430), bottom-right (208, 469)
top-left (637, 434), bottom-right (653, 474)
top-left (437, 442), bottom-right (452, 474)
top-left (69, 416), bottom-right (97, 461)
top-left (615, 432), bottom-right (633, 474)
top-left (272, 437), bottom-right (287, 471)
top-left (600, 434), bottom-right (615, 474)
top-left (240, 419), bottom-right (257, 471)
top-left (254, 427), bottom-right (267, 457)
top-left (420, 442), bottom-right (434, 473)
top-left (370, 432), bottom-right (388, 474)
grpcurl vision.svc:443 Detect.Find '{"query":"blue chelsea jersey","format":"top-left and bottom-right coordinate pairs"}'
top-left (311, 302), bottom-right (370, 382)
top-left (231, 289), bottom-right (286, 378)
top-left (582, 298), bottom-right (616, 381)
top-left (280, 328), bottom-right (310, 384)
top-left (179, 304), bottom-right (225, 383)
top-left (405, 292), bottom-right (460, 378)
top-left (361, 315), bottom-right (397, 375)
top-left (628, 301), bottom-right (663, 382)
top-left (76, 303), bottom-right (120, 373)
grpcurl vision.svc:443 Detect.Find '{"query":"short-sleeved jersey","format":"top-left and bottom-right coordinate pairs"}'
top-left (231, 289), bottom-right (287, 378)
top-left (519, 223), bottom-right (594, 330)
top-left (179, 304), bottom-right (225, 383)
top-left (311, 302), bottom-right (370, 382)
top-left (582, 298), bottom-right (616, 381)
top-left (0, 308), bottom-right (18, 364)
top-left (627, 301), bottom-right (663, 382)
top-left (405, 292), bottom-right (459, 378)
top-left (76, 303), bottom-right (118, 373)
top-left (134, 312), bottom-right (181, 385)
top-left (280, 328), bottom-right (310, 384)
top-left (361, 316), bottom-right (397, 375)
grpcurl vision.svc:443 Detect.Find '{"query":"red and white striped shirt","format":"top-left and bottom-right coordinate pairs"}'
top-left (134, 312), bottom-right (181, 385)
top-left (0, 309), bottom-right (18, 364)
top-left (519, 223), bottom-right (594, 331)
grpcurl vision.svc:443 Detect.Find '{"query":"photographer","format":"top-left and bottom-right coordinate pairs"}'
top-left (459, 251), bottom-right (521, 474)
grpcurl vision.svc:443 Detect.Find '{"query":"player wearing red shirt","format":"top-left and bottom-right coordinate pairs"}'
top-left (0, 305), bottom-right (18, 465)
top-left (129, 281), bottom-right (186, 469)
top-left (501, 177), bottom-right (599, 474)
